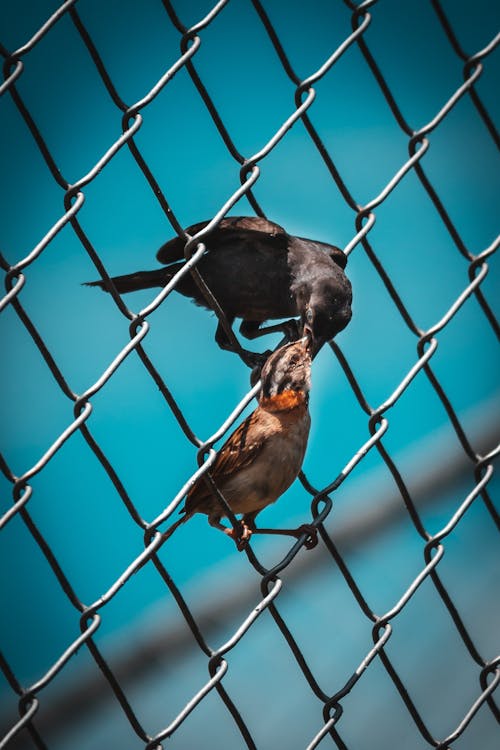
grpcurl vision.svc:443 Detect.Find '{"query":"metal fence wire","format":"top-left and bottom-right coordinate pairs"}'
top-left (1, 1), bottom-right (499, 749)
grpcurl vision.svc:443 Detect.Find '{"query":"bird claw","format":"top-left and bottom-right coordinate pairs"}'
top-left (241, 350), bottom-right (270, 369)
top-left (280, 318), bottom-right (301, 341)
top-left (248, 352), bottom-right (272, 386)
top-left (224, 521), bottom-right (253, 551)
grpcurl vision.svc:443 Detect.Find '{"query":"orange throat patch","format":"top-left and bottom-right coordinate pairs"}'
top-left (260, 388), bottom-right (308, 412)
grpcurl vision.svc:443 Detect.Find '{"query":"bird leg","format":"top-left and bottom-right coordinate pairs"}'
top-left (208, 513), bottom-right (317, 552)
top-left (240, 318), bottom-right (301, 343)
top-left (214, 319), bottom-right (270, 370)
top-left (209, 515), bottom-right (254, 551)
top-left (242, 514), bottom-right (318, 550)
top-left (227, 522), bottom-right (254, 551)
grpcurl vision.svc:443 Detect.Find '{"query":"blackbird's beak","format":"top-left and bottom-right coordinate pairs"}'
top-left (303, 324), bottom-right (327, 357)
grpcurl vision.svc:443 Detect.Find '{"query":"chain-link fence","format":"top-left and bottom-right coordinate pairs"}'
top-left (1, 1), bottom-right (499, 748)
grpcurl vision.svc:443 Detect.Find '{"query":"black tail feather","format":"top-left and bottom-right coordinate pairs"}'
top-left (83, 268), bottom-right (168, 294)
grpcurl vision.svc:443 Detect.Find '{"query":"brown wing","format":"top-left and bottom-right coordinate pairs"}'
top-left (184, 408), bottom-right (267, 514)
top-left (156, 216), bottom-right (287, 265)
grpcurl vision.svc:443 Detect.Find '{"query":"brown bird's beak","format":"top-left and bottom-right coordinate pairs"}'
top-left (303, 325), bottom-right (314, 353)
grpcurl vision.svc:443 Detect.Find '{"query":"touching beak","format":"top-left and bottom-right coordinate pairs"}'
top-left (303, 324), bottom-right (326, 357)
top-left (302, 324), bottom-right (314, 353)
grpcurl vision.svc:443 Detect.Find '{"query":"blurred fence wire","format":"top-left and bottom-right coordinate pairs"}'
top-left (1, 1), bottom-right (499, 749)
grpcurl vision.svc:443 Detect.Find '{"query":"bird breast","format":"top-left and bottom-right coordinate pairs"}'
top-left (219, 406), bottom-right (310, 516)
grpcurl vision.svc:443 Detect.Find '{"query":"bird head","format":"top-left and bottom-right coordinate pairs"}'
top-left (302, 277), bottom-right (352, 355)
top-left (259, 337), bottom-right (312, 410)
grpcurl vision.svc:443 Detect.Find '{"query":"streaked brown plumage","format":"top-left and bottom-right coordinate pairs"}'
top-left (165, 336), bottom-right (316, 549)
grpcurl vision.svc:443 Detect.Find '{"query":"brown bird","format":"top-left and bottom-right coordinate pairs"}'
top-left (85, 216), bottom-right (352, 366)
top-left (163, 335), bottom-right (317, 550)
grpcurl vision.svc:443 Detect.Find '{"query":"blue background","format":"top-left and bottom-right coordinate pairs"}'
top-left (1, 1), bottom-right (499, 748)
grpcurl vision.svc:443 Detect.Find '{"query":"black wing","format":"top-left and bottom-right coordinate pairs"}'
top-left (156, 216), bottom-right (287, 265)
top-left (296, 237), bottom-right (348, 270)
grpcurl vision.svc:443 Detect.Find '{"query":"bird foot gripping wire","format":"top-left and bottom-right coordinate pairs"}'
top-left (225, 521), bottom-right (318, 551)
top-left (223, 521), bottom-right (254, 551)
top-left (251, 523), bottom-right (319, 550)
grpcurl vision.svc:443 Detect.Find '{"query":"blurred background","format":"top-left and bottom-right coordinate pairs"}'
top-left (0, 1), bottom-right (499, 748)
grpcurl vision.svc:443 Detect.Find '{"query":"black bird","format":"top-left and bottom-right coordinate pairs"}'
top-left (85, 216), bottom-right (352, 365)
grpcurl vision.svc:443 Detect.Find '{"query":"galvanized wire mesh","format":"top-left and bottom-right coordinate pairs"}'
top-left (1, 1), bottom-right (499, 749)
